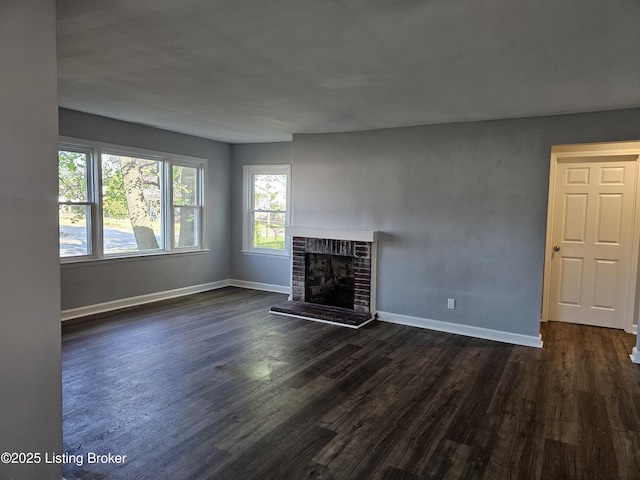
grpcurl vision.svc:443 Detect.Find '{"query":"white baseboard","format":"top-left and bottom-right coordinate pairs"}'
top-left (61, 280), bottom-right (231, 321)
top-left (229, 279), bottom-right (291, 295)
top-left (377, 311), bottom-right (543, 348)
top-left (60, 282), bottom-right (542, 350)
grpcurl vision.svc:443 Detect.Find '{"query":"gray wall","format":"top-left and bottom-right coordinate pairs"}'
top-left (0, 1), bottom-right (62, 478)
top-left (59, 109), bottom-right (231, 310)
top-left (230, 142), bottom-right (292, 287)
top-left (292, 108), bottom-right (640, 337)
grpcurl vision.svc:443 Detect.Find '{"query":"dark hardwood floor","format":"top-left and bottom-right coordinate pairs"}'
top-left (62, 287), bottom-right (640, 480)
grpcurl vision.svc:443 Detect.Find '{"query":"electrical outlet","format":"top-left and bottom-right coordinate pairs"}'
top-left (447, 298), bottom-right (455, 310)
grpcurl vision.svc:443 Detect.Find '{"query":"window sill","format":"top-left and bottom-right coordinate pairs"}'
top-left (61, 248), bottom-right (211, 267)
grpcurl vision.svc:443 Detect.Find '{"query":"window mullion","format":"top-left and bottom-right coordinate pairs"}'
top-left (93, 146), bottom-right (104, 259)
top-left (163, 159), bottom-right (172, 252)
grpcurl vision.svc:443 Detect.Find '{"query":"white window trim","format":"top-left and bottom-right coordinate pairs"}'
top-left (59, 136), bottom-right (207, 263)
top-left (242, 164), bottom-right (291, 257)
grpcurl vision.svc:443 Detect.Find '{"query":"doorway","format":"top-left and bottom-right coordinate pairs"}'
top-left (542, 141), bottom-right (640, 333)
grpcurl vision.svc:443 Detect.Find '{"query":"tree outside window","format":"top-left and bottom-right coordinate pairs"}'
top-left (101, 154), bottom-right (162, 255)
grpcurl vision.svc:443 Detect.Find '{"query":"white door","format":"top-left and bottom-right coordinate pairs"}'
top-left (548, 156), bottom-right (638, 329)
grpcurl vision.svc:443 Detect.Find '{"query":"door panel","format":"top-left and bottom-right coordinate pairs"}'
top-left (558, 257), bottom-right (583, 306)
top-left (600, 166), bottom-right (625, 184)
top-left (592, 259), bottom-right (617, 310)
top-left (596, 194), bottom-right (622, 244)
top-left (567, 167), bottom-right (590, 185)
top-left (549, 158), bottom-right (637, 329)
top-left (562, 194), bottom-right (588, 242)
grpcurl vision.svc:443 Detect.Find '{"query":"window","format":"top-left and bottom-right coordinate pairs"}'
top-left (101, 153), bottom-right (163, 255)
top-left (243, 165), bottom-right (290, 255)
top-left (173, 164), bottom-right (201, 249)
top-left (59, 138), bottom-right (205, 261)
top-left (58, 149), bottom-right (94, 257)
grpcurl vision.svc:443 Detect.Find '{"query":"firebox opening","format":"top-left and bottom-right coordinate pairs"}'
top-left (305, 253), bottom-right (355, 310)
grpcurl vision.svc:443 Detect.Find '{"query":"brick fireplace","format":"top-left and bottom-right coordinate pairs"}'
top-left (270, 227), bottom-right (377, 328)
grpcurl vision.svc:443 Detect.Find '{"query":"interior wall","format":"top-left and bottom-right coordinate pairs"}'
top-left (0, 1), bottom-right (62, 478)
top-left (292, 108), bottom-right (640, 337)
top-left (230, 142), bottom-right (292, 287)
top-left (59, 109), bottom-right (232, 310)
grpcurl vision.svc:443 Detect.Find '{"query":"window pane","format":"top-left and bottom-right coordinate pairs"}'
top-left (174, 206), bottom-right (198, 248)
top-left (101, 154), bottom-right (162, 254)
top-left (59, 205), bottom-right (90, 257)
top-left (173, 165), bottom-right (197, 205)
top-left (59, 150), bottom-right (88, 202)
top-left (253, 211), bottom-right (285, 250)
top-left (253, 174), bottom-right (287, 211)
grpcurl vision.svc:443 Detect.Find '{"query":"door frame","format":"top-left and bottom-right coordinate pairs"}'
top-left (542, 140), bottom-right (640, 334)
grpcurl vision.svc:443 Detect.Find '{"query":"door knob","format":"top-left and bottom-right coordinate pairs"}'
top-left (553, 246), bottom-right (560, 252)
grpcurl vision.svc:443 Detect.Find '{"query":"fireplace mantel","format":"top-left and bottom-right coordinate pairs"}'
top-left (286, 226), bottom-right (378, 243)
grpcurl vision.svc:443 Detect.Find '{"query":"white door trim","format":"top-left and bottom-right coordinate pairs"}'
top-left (542, 141), bottom-right (640, 334)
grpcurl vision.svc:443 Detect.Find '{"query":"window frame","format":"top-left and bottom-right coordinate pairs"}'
top-left (59, 137), bottom-right (207, 263)
top-left (242, 164), bottom-right (291, 256)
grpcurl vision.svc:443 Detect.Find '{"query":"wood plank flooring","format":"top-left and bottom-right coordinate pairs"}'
top-left (62, 287), bottom-right (640, 479)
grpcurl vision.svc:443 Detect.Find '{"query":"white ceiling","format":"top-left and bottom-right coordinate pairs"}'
top-left (57, 0), bottom-right (640, 144)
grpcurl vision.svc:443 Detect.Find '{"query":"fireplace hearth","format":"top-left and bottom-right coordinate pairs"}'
top-left (270, 227), bottom-right (377, 328)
